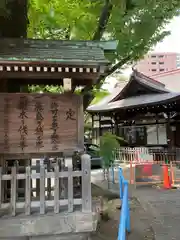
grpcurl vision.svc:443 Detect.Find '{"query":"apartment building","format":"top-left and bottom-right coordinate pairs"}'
top-left (136, 52), bottom-right (180, 76)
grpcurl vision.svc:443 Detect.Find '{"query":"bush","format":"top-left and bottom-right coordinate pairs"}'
top-left (100, 132), bottom-right (119, 168)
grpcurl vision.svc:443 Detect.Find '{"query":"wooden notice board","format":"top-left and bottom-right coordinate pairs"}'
top-left (0, 93), bottom-right (83, 154)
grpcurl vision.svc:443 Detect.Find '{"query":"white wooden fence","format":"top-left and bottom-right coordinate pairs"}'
top-left (0, 154), bottom-right (91, 216)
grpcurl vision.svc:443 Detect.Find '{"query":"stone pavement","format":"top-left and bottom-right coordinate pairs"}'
top-left (92, 166), bottom-right (180, 240)
top-left (135, 188), bottom-right (180, 240)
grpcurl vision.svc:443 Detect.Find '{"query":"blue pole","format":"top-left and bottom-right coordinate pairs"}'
top-left (118, 168), bottom-right (123, 200)
top-left (118, 181), bottom-right (128, 240)
top-left (125, 181), bottom-right (131, 233)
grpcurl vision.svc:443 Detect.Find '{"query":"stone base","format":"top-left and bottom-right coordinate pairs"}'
top-left (0, 211), bottom-right (98, 238)
top-left (0, 233), bottom-right (90, 240)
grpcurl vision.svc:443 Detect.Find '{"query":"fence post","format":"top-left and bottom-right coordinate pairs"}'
top-left (40, 165), bottom-right (45, 214)
top-left (81, 153), bottom-right (92, 212)
top-left (130, 160), bottom-right (133, 184)
top-left (0, 167), bottom-right (2, 208)
top-left (25, 166), bottom-right (31, 215)
top-left (118, 168), bottom-right (123, 200)
top-left (111, 165), bottom-right (115, 184)
top-left (170, 161), bottom-right (175, 185)
top-left (54, 163), bottom-right (60, 214)
top-left (36, 160), bottom-right (40, 198)
top-left (68, 157), bottom-right (73, 213)
top-left (124, 181), bottom-right (130, 233)
top-left (11, 166), bottom-right (17, 216)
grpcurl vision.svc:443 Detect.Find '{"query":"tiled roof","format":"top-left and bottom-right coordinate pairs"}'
top-left (131, 70), bottom-right (169, 93)
top-left (151, 68), bottom-right (180, 78)
top-left (87, 69), bottom-right (177, 112)
top-left (88, 70), bottom-right (169, 109)
top-left (0, 38), bottom-right (110, 65)
top-left (87, 92), bottom-right (180, 112)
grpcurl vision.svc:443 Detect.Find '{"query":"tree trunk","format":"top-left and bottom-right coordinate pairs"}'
top-left (0, 0), bottom-right (28, 38)
top-left (0, 0), bottom-right (28, 92)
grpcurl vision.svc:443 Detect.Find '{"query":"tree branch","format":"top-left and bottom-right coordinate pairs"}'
top-left (82, 56), bottom-right (131, 109)
top-left (93, 0), bottom-right (112, 40)
top-left (106, 56), bottom-right (132, 76)
top-left (83, 0), bottom-right (136, 108)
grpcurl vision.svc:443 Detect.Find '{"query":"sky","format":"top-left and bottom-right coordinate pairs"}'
top-left (154, 16), bottom-right (180, 52)
top-left (104, 16), bottom-right (180, 92)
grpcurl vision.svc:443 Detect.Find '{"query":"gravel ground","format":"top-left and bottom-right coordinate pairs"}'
top-left (91, 184), bottom-right (155, 240)
top-left (128, 197), bottom-right (155, 240)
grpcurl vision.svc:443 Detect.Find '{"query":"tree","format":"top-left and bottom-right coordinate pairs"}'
top-left (0, 0), bottom-right (28, 38)
top-left (28, 85), bottom-right (63, 93)
top-left (114, 74), bottom-right (129, 83)
top-left (90, 88), bottom-right (110, 105)
top-left (27, 0), bottom-right (180, 106)
top-left (100, 132), bottom-right (119, 186)
top-left (1, 0), bottom-right (180, 104)
top-left (28, 0), bottom-right (180, 72)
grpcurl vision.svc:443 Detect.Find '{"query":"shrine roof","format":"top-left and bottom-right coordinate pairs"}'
top-left (87, 92), bottom-right (180, 112)
top-left (111, 70), bottom-right (169, 101)
top-left (88, 70), bottom-right (170, 110)
top-left (87, 69), bottom-right (178, 113)
top-left (0, 38), bottom-right (116, 65)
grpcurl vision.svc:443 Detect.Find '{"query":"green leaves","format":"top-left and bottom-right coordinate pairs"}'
top-left (27, 0), bottom-right (180, 74)
top-left (100, 132), bottom-right (119, 168)
top-left (28, 85), bottom-right (63, 93)
top-left (90, 89), bottom-right (110, 105)
top-left (28, 0), bottom-right (99, 39)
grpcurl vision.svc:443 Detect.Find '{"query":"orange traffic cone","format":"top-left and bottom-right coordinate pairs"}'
top-left (163, 165), bottom-right (171, 189)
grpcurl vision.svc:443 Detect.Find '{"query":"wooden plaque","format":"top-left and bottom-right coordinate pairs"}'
top-left (0, 93), bottom-right (83, 154)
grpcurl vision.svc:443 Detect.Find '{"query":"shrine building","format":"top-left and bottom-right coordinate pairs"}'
top-left (87, 69), bottom-right (180, 149)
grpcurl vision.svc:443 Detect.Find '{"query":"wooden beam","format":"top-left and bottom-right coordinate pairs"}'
top-left (0, 71), bottom-right (99, 80)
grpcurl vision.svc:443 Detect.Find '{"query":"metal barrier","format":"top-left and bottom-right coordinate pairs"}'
top-left (113, 147), bottom-right (180, 165)
top-left (118, 168), bottom-right (130, 240)
top-left (134, 163), bottom-right (163, 187)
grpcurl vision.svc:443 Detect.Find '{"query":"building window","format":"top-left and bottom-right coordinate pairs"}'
top-left (158, 55), bottom-right (164, 58)
top-left (147, 124), bottom-right (167, 145)
top-left (120, 126), bottom-right (146, 145)
top-left (151, 55), bottom-right (156, 58)
top-left (159, 69), bottom-right (164, 72)
top-left (159, 62), bottom-right (164, 65)
top-left (151, 62), bottom-right (156, 65)
top-left (177, 63), bottom-right (180, 68)
top-left (151, 69), bottom-right (156, 72)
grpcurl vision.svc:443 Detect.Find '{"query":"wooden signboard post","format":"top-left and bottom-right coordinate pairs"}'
top-left (0, 93), bottom-right (83, 156)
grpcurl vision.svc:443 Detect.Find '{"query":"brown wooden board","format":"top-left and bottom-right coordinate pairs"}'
top-left (0, 93), bottom-right (83, 154)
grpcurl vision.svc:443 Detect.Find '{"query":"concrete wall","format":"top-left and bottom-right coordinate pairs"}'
top-left (136, 52), bottom-right (179, 76)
